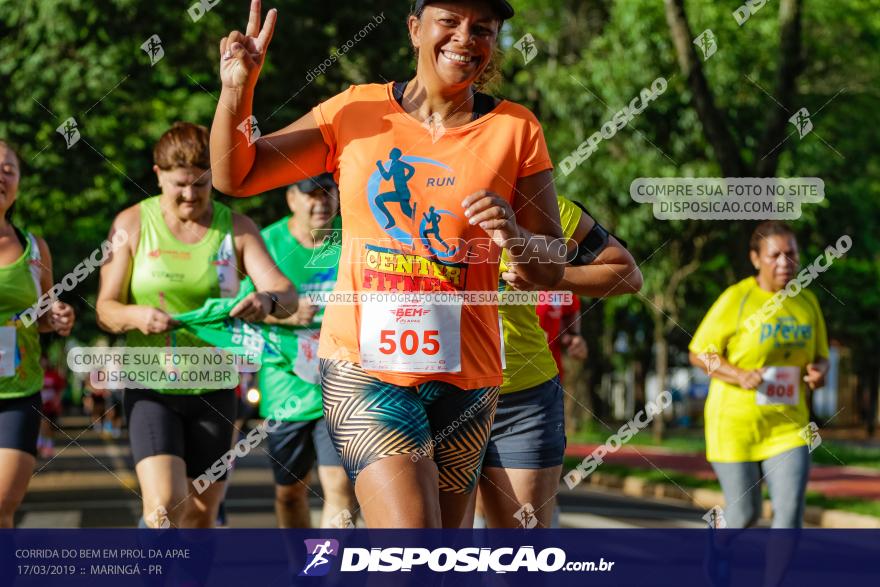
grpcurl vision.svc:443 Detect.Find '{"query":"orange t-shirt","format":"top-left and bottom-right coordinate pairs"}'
top-left (313, 82), bottom-right (552, 388)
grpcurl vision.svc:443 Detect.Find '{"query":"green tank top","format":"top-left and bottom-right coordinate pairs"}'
top-left (255, 216), bottom-right (341, 422)
top-left (0, 229), bottom-right (43, 398)
top-left (126, 196), bottom-right (238, 394)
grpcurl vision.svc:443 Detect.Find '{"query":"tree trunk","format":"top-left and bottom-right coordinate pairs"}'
top-left (755, 0), bottom-right (805, 177)
top-left (652, 308), bottom-right (668, 442)
top-left (633, 358), bottom-right (646, 412)
top-left (663, 0), bottom-right (747, 176)
top-left (866, 367), bottom-right (880, 438)
top-left (665, 0), bottom-right (804, 178)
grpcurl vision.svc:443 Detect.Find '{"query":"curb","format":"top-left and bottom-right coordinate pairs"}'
top-left (583, 471), bottom-right (880, 528)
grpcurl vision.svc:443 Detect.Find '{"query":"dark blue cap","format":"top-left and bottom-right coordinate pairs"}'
top-left (291, 173), bottom-right (336, 195)
top-left (414, 0), bottom-right (515, 20)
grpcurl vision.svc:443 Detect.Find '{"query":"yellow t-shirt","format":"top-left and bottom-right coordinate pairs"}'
top-left (500, 196), bottom-right (583, 393)
top-left (689, 276), bottom-right (829, 462)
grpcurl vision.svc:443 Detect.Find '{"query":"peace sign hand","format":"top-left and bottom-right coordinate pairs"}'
top-left (219, 0), bottom-right (277, 90)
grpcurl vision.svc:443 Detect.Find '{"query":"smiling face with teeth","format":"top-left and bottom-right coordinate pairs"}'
top-left (0, 143), bottom-right (21, 223)
top-left (409, 1), bottom-right (501, 92)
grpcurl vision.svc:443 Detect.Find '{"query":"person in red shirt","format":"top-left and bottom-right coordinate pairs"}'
top-left (37, 355), bottom-right (66, 458)
top-left (536, 297), bottom-right (588, 378)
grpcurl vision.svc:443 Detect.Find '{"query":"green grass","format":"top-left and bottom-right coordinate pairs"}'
top-left (567, 425), bottom-right (880, 469)
top-left (805, 493), bottom-right (880, 518)
top-left (568, 424), bottom-right (707, 452)
top-left (563, 458), bottom-right (720, 490)
top-left (563, 457), bottom-right (880, 519)
top-left (809, 443), bottom-right (880, 469)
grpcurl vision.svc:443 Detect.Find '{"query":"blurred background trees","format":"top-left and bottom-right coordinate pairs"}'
top-left (1, 0), bottom-right (877, 433)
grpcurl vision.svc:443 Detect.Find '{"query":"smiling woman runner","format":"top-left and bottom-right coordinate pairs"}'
top-left (689, 221), bottom-right (830, 529)
top-left (0, 140), bottom-right (75, 528)
top-left (210, 0), bottom-right (565, 527)
top-left (95, 122), bottom-right (296, 528)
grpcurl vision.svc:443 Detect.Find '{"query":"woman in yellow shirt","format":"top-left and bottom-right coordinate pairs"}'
top-left (689, 221), bottom-right (830, 528)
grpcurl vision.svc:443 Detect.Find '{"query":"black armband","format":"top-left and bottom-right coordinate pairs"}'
top-left (567, 200), bottom-right (627, 266)
top-left (568, 222), bottom-right (610, 266)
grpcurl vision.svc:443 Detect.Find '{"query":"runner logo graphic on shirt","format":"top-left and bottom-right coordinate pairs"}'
top-left (419, 205), bottom-right (459, 258)
top-left (375, 148), bottom-right (416, 230)
top-left (368, 148), bottom-right (459, 252)
top-left (365, 148), bottom-right (467, 292)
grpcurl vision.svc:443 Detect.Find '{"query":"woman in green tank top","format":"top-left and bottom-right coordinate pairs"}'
top-left (0, 140), bottom-right (76, 527)
top-left (95, 123), bottom-right (296, 528)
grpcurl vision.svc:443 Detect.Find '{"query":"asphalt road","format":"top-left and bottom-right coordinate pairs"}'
top-left (18, 416), bottom-right (707, 529)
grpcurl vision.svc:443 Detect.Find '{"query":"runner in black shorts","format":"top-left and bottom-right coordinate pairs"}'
top-left (96, 123), bottom-right (296, 528)
top-left (0, 139), bottom-right (75, 527)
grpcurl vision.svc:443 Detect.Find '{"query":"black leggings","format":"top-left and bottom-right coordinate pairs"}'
top-left (0, 393), bottom-right (41, 456)
top-left (124, 388), bottom-right (236, 480)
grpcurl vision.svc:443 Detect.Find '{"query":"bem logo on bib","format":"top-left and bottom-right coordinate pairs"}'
top-left (390, 306), bottom-right (430, 322)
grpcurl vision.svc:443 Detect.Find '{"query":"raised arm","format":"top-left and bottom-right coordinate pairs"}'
top-left (211, 0), bottom-right (328, 197)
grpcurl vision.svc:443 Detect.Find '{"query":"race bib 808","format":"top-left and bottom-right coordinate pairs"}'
top-left (757, 366), bottom-right (801, 406)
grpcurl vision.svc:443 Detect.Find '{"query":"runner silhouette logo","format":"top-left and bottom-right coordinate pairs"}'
top-left (368, 148), bottom-right (459, 255)
top-left (299, 539), bottom-right (340, 577)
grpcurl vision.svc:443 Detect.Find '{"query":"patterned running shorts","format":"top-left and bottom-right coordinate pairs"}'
top-left (320, 359), bottom-right (499, 494)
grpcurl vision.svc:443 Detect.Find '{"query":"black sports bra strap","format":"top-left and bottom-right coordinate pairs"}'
top-left (393, 81), bottom-right (496, 121)
top-left (392, 81), bottom-right (407, 104)
top-left (12, 224), bottom-right (27, 249)
top-left (471, 91), bottom-right (495, 119)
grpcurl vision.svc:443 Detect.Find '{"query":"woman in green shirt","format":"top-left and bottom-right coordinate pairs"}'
top-left (96, 123), bottom-right (296, 528)
top-left (0, 140), bottom-right (76, 527)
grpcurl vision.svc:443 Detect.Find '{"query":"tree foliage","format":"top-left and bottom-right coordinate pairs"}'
top-left (1, 0), bottom-right (877, 423)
